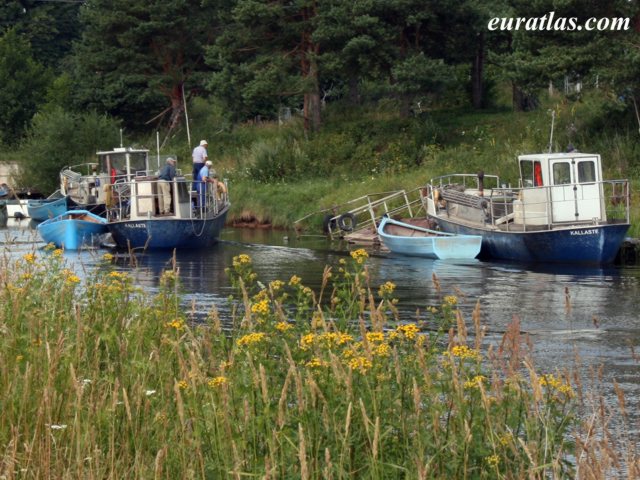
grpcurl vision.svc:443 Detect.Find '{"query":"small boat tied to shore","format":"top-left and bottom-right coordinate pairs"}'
top-left (377, 215), bottom-right (482, 259)
top-left (422, 151), bottom-right (630, 264)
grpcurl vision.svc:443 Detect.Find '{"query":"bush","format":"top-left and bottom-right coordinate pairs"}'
top-left (15, 108), bottom-right (121, 193)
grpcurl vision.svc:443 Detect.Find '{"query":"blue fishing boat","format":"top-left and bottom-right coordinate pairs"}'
top-left (100, 149), bottom-right (229, 249)
top-left (37, 210), bottom-right (108, 250)
top-left (377, 216), bottom-right (481, 259)
top-left (423, 152), bottom-right (630, 264)
top-left (27, 193), bottom-right (73, 221)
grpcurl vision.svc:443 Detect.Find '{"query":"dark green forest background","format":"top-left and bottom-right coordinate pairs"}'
top-left (1, 0), bottom-right (640, 228)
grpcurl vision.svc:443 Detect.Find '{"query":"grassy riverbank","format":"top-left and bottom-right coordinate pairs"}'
top-left (1, 248), bottom-right (636, 478)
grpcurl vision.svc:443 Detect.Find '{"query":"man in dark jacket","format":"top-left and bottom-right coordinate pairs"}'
top-left (158, 157), bottom-right (177, 215)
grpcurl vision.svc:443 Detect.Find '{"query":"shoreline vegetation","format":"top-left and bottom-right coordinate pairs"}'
top-left (1, 247), bottom-right (637, 478)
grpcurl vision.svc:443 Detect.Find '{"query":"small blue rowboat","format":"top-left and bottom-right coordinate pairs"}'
top-left (28, 194), bottom-right (73, 222)
top-left (377, 216), bottom-right (482, 260)
top-left (37, 210), bottom-right (108, 250)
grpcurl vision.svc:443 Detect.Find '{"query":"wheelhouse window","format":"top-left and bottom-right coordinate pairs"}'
top-left (552, 162), bottom-right (571, 185)
top-left (520, 160), bottom-right (543, 187)
top-left (577, 161), bottom-right (596, 183)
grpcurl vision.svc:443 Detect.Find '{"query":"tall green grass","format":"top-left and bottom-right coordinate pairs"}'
top-left (1, 247), bottom-right (636, 478)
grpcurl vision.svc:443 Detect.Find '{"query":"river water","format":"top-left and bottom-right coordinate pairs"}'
top-left (3, 220), bottom-right (639, 452)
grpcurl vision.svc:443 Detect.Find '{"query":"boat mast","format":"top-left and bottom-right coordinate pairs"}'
top-left (548, 110), bottom-right (555, 153)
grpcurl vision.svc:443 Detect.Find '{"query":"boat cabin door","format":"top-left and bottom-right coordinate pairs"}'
top-left (549, 156), bottom-right (602, 223)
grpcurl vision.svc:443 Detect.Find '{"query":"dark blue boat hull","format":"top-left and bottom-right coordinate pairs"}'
top-left (107, 208), bottom-right (228, 249)
top-left (432, 217), bottom-right (629, 264)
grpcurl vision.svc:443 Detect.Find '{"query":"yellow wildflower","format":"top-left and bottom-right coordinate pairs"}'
top-left (350, 248), bottom-right (369, 264)
top-left (23, 253), bottom-right (36, 264)
top-left (485, 454), bottom-right (500, 467)
top-left (397, 323), bottom-right (420, 340)
top-left (373, 343), bottom-right (391, 357)
top-left (337, 332), bottom-right (353, 345)
top-left (102, 253), bottom-right (114, 261)
top-left (237, 332), bottom-right (266, 347)
top-left (348, 356), bottom-right (372, 374)
top-left (177, 380), bottom-right (188, 390)
top-left (65, 275), bottom-right (81, 284)
top-left (276, 322), bottom-right (293, 332)
top-left (251, 299), bottom-right (270, 316)
top-left (53, 249), bottom-right (63, 257)
top-left (208, 376), bottom-right (228, 388)
top-left (165, 319), bottom-right (185, 330)
top-left (450, 345), bottom-right (481, 361)
top-left (539, 373), bottom-right (562, 389)
top-left (443, 295), bottom-right (458, 306)
top-left (305, 357), bottom-right (329, 368)
top-left (378, 281), bottom-right (396, 297)
top-left (300, 333), bottom-right (316, 350)
top-left (289, 275), bottom-right (301, 286)
top-left (366, 332), bottom-right (385, 343)
top-left (232, 254), bottom-right (252, 267)
top-left (44, 243), bottom-right (56, 251)
top-left (269, 279), bottom-right (284, 291)
top-left (463, 375), bottom-right (487, 389)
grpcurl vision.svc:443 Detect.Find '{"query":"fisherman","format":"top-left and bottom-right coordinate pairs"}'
top-left (157, 157), bottom-right (177, 215)
top-left (192, 139), bottom-right (208, 190)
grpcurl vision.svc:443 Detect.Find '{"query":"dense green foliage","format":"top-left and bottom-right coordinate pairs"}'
top-left (0, 29), bottom-right (51, 144)
top-left (15, 108), bottom-right (121, 194)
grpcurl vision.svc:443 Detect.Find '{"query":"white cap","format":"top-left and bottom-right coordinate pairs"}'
top-left (205, 160), bottom-right (213, 167)
top-left (200, 139), bottom-right (208, 146)
top-left (166, 157), bottom-right (176, 163)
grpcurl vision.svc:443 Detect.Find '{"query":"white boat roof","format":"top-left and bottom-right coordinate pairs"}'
top-left (518, 152), bottom-right (599, 161)
top-left (96, 147), bottom-right (149, 155)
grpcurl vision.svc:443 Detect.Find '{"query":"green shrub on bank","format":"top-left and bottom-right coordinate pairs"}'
top-left (0, 248), bottom-right (591, 478)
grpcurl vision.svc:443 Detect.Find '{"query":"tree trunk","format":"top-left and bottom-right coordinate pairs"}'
top-left (471, 32), bottom-right (484, 109)
top-left (303, 54), bottom-right (321, 132)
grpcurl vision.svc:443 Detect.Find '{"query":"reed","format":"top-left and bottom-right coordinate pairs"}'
top-left (0, 247), bottom-right (637, 478)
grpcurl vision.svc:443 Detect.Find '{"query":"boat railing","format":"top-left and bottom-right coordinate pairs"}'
top-left (429, 173), bottom-right (502, 192)
top-left (105, 176), bottom-right (229, 222)
top-left (322, 188), bottom-right (425, 240)
top-left (433, 179), bottom-right (630, 232)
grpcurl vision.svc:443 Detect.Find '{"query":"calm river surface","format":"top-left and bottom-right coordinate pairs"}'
top-left (3, 220), bottom-right (639, 449)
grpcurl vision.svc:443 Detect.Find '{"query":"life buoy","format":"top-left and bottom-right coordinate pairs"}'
top-left (337, 212), bottom-right (357, 232)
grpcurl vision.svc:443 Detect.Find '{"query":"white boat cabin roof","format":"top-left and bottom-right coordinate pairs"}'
top-left (95, 147), bottom-right (150, 178)
top-left (517, 152), bottom-right (602, 188)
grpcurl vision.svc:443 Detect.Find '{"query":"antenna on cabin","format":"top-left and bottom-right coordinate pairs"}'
top-left (548, 110), bottom-right (555, 153)
top-left (182, 83), bottom-right (192, 149)
top-left (156, 131), bottom-right (161, 170)
top-left (119, 128), bottom-right (123, 148)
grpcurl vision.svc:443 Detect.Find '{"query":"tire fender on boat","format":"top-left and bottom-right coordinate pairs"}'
top-left (337, 212), bottom-right (357, 232)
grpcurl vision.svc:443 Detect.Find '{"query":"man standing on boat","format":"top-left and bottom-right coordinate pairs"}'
top-left (192, 139), bottom-right (208, 190)
top-left (157, 157), bottom-right (177, 215)
top-left (197, 160), bottom-right (217, 210)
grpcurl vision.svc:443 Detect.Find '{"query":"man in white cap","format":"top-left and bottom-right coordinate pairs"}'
top-left (192, 139), bottom-right (208, 190)
top-left (157, 157), bottom-right (177, 215)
